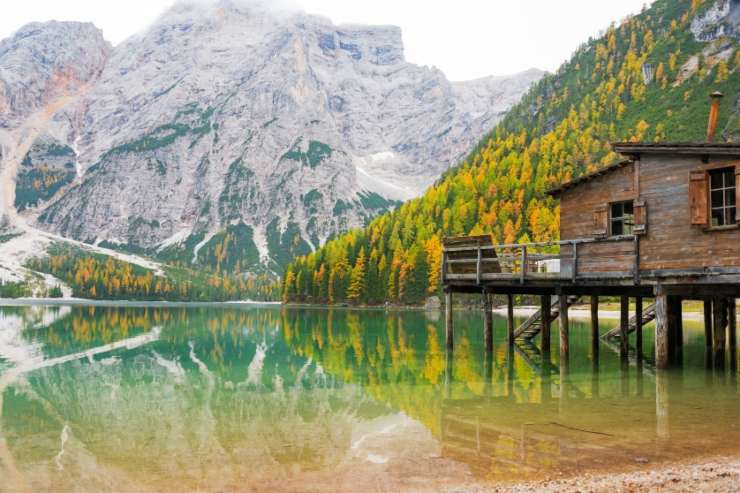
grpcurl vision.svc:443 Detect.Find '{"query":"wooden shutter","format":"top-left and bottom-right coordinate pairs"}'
top-left (689, 170), bottom-right (708, 226)
top-left (593, 204), bottom-right (608, 237)
top-left (634, 199), bottom-right (647, 234)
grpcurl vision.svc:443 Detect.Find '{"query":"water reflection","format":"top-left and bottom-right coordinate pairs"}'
top-left (0, 304), bottom-right (738, 492)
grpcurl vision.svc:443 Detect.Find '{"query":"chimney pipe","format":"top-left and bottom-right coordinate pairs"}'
top-left (707, 91), bottom-right (723, 142)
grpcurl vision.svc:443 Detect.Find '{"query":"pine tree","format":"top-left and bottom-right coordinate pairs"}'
top-left (347, 248), bottom-right (367, 303)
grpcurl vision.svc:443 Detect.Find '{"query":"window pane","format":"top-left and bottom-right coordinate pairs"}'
top-left (624, 222), bottom-right (634, 235)
top-left (611, 220), bottom-right (623, 236)
top-left (611, 203), bottom-right (622, 219)
top-left (711, 172), bottom-right (724, 189)
top-left (712, 209), bottom-right (724, 227)
top-left (727, 189), bottom-right (736, 207)
top-left (712, 190), bottom-right (724, 208)
top-left (623, 201), bottom-right (633, 214)
top-left (724, 169), bottom-right (735, 185)
top-left (729, 207), bottom-right (737, 225)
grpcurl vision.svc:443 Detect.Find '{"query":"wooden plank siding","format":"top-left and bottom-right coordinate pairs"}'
top-left (559, 163), bottom-right (637, 275)
top-left (558, 154), bottom-right (740, 276)
top-left (638, 155), bottom-right (740, 271)
top-left (560, 163), bottom-right (636, 239)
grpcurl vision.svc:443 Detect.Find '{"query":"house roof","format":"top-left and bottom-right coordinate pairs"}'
top-left (546, 159), bottom-right (633, 197)
top-left (546, 141), bottom-right (740, 197)
top-left (612, 141), bottom-right (740, 156)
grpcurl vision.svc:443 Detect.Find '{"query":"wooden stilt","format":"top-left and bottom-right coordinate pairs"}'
top-left (667, 296), bottom-right (681, 364)
top-left (590, 295), bottom-right (599, 342)
top-left (483, 291), bottom-right (493, 353)
top-left (559, 293), bottom-right (570, 364)
top-left (655, 286), bottom-right (669, 370)
top-left (619, 296), bottom-right (629, 360)
top-left (713, 296), bottom-right (727, 368)
top-left (507, 293), bottom-right (514, 346)
top-left (713, 297), bottom-right (727, 350)
top-left (635, 296), bottom-right (643, 359)
top-left (676, 298), bottom-right (684, 349)
top-left (541, 295), bottom-right (551, 355)
top-left (590, 295), bottom-right (599, 360)
top-left (445, 290), bottom-right (454, 350)
top-left (728, 298), bottom-right (736, 349)
top-left (704, 299), bottom-right (713, 348)
top-left (729, 298), bottom-right (737, 372)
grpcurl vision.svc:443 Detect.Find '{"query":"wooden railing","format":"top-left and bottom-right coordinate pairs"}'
top-left (442, 235), bottom-right (637, 284)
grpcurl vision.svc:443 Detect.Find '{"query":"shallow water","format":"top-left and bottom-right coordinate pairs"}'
top-left (0, 303), bottom-right (738, 492)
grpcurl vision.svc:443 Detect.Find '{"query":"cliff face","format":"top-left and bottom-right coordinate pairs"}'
top-left (1, 1), bottom-right (543, 274)
top-left (0, 21), bottom-right (110, 127)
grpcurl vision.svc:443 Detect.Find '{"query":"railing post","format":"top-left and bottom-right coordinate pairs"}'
top-left (520, 246), bottom-right (527, 284)
top-left (476, 245), bottom-right (482, 286)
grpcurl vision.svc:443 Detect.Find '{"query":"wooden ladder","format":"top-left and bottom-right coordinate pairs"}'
top-left (512, 340), bottom-right (559, 375)
top-left (513, 295), bottom-right (580, 341)
top-left (602, 302), bottom-right (657, 340)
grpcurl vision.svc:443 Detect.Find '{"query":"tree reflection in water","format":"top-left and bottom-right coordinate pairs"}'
top-left (0, 304), bottom-right (739, 491)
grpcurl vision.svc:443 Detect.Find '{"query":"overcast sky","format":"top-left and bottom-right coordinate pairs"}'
top-left (1, 0), bottom-right (653, 81)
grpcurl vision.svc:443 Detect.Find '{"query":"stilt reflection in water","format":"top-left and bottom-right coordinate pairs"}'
top-left (0, 304), bottom-right (739, 492)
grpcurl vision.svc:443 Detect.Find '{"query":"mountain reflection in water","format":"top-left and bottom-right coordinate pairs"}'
top-left (0, 304), bottom-right (738, 492)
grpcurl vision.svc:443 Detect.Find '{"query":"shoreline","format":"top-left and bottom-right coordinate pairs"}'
top-left (0, 299), bottom-right (736, 325)
top-left (458, 455), bottom-right (740, 493)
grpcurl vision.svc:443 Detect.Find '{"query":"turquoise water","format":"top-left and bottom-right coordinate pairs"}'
top-left (0, 304), bottom-right (738, 492)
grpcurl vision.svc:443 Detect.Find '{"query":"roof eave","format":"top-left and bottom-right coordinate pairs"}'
top-left (546, 160), bottom-right (633, 197)
top-left (612, 142), bottom-right (740, 157)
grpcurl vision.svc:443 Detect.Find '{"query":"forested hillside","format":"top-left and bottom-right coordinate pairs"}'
top-left (283, 0), bottom-right (740, 305)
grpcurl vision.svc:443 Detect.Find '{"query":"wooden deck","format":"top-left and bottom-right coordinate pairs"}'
top-left (441, 234), bottom-right (738, 370)
top-left (442, 235), bottom-right (740, 296)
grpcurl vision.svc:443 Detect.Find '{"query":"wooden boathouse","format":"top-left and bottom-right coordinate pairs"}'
top-left (442, 93), bottom-right (739, 369)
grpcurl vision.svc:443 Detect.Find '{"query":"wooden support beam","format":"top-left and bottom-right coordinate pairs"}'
top-left (559, 294), bottom-right (570, 364)
top-left (507, 293), bottom-right (514, 346)
top-left (620, 296), bottom-right (629, 360)
top-left (713, 296), bottom-right (727, 352)
top-left (676, 298), bottom-right (683, 349)
top-left (729, 298), bottom-right (737, 372)
top-left (728, 298), bottom-right (736, 350)
top-left (666, 296), bottom-right (681, 364)
top-left (445, 290), bottom-right (454, 350)
top-left (483, 291), bottom-right (493, 353)
top-left (655, 285), bottom-right (669, 370)
top-left (704, 299), bottom-right (713, 348)
top-left (541, 295), bottom-right (551, 355)
top-left (635, 296), bottom-right (643, 359)
top-left (590, 295), bottom-right (599, 344)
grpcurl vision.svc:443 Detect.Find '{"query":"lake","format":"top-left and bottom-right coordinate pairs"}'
top-left (0, 303), bottom-right (739, 492)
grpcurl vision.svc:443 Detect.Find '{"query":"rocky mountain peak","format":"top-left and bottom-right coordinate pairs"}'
top-left (0, 21), bottom-right (110, 127)
top-left (0, 6), bottom-right (543, 276)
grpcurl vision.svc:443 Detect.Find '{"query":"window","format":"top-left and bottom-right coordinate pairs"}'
top-left (710, 167), bottom-right (736, 227)
top-left (610, 201), bottom-right (634, 236)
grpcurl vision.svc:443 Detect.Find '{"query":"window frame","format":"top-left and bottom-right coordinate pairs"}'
top-left (708, 167), bottom-right (737, 228)
top-left (609, 200), bottom-right (635, 237)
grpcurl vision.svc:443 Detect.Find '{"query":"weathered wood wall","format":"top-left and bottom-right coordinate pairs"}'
top-left (560, 163), bottom-right (636, 275)
top-left (639, 155), bottom-right (740, 271)
top-left (559, 154), bottom-right (740, 275)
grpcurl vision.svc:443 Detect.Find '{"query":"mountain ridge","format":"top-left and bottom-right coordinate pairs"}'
top-left (283, 0), bottom-right (740, 306)
top-left (0, 1), bottom-right (543, 297)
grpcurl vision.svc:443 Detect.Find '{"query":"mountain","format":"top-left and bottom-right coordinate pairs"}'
top-left (283, 0), bottom-right (740, 305)
top-left (0, 0), bottom-right (543, 287)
